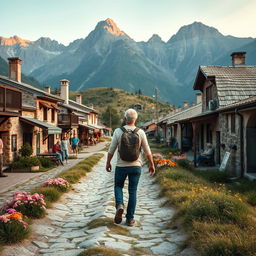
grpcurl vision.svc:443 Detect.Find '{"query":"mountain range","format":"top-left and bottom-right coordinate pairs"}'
top-left (0, 18), bottom-right (255, 105)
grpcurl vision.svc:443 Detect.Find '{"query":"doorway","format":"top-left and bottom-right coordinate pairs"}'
top-left (246, 113), bottom-right (256, 173)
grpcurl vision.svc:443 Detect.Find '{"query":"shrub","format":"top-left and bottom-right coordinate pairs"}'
top-left (2, 192), bottom-right (46, 219)
top-left (38, 158), bottom-right (54, 168)
top-left (42, 178), bottom-right (70, 192)
top-left (0, 210), bottom-right (29, 244)
top-left (10, 157), bottom-right (41, 169)
top-left (78, 247), bottom-right (121, 256)
top-left (31, 187), bottom-right (61, 203)
top-left (18, 143), bottom-right (33, 157)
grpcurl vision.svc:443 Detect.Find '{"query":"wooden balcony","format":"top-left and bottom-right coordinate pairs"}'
top-left (58, 113), bottom-right (79, 128)
top-left (0, 85), bottom-right (22, 116)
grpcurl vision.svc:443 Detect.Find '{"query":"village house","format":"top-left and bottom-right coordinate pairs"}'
top-left (154, 52), bottom-right (256, 179)
top-left (0, 58), bottom-right (63, 165)
top-left (156, 95), bottom-right (202, 150)
top-left (192, 52), bottom-right (256, 178)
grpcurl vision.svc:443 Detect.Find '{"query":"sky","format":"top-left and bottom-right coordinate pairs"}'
top-left (1, 0), bottom-right (256, 45)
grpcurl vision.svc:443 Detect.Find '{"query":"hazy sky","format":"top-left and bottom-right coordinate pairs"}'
top-left (1, 0), bottom-right (255, 45)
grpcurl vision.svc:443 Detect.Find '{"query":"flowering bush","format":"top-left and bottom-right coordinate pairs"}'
top-left (152, 153), bottom-right (164, 159)
top-left (154, 158), bottom-right (177, 168)
top-left (2, 192), bottom-right (46, 219)
top-left (0, 210), bottom-right (29, 243)
top-left (43, 178), bottom-right (70, 192)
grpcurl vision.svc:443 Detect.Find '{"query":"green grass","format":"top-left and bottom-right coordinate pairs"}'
top-left (31, 187), bottom-right (61, 205)
top-left (78, 247), bottom-right (121, 256)
top-left (59, 153), bottom-right (104, 183)
top-left (149, 140), bottom-right (256, 256)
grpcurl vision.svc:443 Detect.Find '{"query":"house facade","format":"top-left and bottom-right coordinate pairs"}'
top-left (154, 52), bottom-right (256, 179)
top-left (0, 58), bottom-right (62, 165)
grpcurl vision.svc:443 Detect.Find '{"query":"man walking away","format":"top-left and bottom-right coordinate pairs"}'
top-left (0, 137), bottom-right (7, 177)
top-left (106, 109), bottom-right (155, 226)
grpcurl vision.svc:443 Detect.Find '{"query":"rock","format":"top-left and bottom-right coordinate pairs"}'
top-left (79, 239), bottom-right (99, 248)
top-left (150, 241), bottom-right (179, 255)
top-left (32, 240), bottom-right (49, 249)
top-left (104, 241), bottom-right (131, 251)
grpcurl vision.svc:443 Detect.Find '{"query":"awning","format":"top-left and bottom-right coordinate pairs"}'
top-left (89, 124), bottom-right (105, 130)
top-left (79, 124), bottom-right (94, 130)
top-left (20, 116), bottom-right (62, 134)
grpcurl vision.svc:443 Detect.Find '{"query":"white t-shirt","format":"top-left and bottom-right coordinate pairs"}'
top-left (108, 125), bottom-right (151, 167)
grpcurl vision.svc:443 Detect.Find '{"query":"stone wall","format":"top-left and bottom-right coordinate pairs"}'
top-left (219, 113), bottom-right (241, 176)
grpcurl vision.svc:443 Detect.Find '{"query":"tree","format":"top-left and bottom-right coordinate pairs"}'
top-left (101, 106), bottom-right (121, 130)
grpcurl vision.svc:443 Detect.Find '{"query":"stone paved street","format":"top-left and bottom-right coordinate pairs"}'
top-left (1, 150), bottom-right (198, 256)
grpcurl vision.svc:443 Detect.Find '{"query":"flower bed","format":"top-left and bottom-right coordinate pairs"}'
top-left (0, 210), bottom-right (29, 243)
top-left (1, 192), bottom-right (46, 219)
top-left (43, 178), bottom-right (70, 192)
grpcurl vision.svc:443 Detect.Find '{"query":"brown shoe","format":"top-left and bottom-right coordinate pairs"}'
top-left (114, 205), bottom-right (124, 224)
top-left (126, 219), bottom-right (135, 227)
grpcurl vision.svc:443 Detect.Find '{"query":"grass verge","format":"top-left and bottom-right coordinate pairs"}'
top-left (150, 141), bottom-right (256, 256)
top-left (78, 246), bottom-right (121, 256)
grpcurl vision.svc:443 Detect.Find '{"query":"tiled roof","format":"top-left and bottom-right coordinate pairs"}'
top-left (69, 100), bottom-right (98, 114)
top-left (218, 95), bottom-right (256, 112)
top-left (0, 75), bottom-right (63, 102)
top-left (199, 66), bottom-right (256, 107)
top-left (166, 103), bottom-right (202, 124)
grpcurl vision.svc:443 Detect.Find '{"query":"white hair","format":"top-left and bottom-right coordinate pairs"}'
top-left (124, 109), bottom-right (138, 124)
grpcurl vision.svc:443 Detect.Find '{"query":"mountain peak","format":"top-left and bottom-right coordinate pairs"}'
top-left (102, 18), bottom-right (125, 36)
top-left (148, 34), bottom-right (164, 43)
top-left (168, 21), bottom-right (222, 43)
top-left (0, 35), bottom-right (31, 47)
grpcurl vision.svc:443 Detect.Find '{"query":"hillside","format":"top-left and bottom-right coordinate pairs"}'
top-left (69, 87), bottom-right (173, 124)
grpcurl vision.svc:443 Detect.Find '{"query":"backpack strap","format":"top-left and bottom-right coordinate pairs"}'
top-left (133, 127), bottom-right (140, 133)
top-left (120, 126), bottom-right (127, 133)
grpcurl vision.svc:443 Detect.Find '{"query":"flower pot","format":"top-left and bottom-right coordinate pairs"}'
top-left (31, 166), bottom-right (40, 171)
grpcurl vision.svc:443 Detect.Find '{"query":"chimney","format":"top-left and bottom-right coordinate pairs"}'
top-left (44, 86), bottom-right (51, 94)
top-left (231, 52), bottom-right (246, 66)
top-left (183, 101), bottom-right (189, 109)
top-left (8, 57), bottom-right (22, 82)
top-left (76, 94), bottom-right (82, 105)
top-left (196, 93), bottom-right (202, 104)
top-left (60, 79), bottom-right (69, 104)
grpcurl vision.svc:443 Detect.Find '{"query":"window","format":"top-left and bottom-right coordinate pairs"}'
top-left (11, 135), bottom-right (17, 152)
top-left (43, 107), bottom-right (47, 121)
top-left (231, 114), bottom-right (236, 133)
top-left (51, 109), bottom-right (55, 122)
top-left (206, 85), bottom-right (213, 108)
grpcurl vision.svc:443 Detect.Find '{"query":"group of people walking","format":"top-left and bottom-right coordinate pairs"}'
top-left (52, 135), bottom-right (80, 165)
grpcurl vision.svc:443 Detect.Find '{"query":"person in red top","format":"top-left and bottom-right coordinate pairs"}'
top-left (52, 141), bottom-right (63, 164)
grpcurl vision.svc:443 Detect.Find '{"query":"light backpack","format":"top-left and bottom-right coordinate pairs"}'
top-left (119, 127), bottom-right (140, 161)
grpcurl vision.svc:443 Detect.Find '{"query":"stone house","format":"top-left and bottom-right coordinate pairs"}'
top-left (56, 79), bottom-right (101, 145)
top-left (191, 52), bottom-right (256, 178)
top-left (0, 58), bottom-right (63, 165)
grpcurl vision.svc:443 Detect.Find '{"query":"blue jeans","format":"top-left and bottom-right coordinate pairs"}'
top-left (114, 166), bottom-right (141, 220)
top-left (55, 152), bottom-right (63, 162)
top-left (196, 154), bottom-right (208, 163)
top-left (63, 149), bottom-right (68, 161)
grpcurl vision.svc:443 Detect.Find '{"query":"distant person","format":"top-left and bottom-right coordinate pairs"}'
top-left (0, 138), bottom-right (7, 177)
top-left (52, 141), bottom-right (64, 165)
top-left (71, 135), bottom-right (79, 156)
top-left (106, 109), bottom-right (155, 227)
top-left (61, 135), bottom-right (70, 164)
top-left (196, 143), bottom-right (214, 166)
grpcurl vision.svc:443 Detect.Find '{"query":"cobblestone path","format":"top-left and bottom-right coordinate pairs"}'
top-left (1, 153), bottom-right (198, 256)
